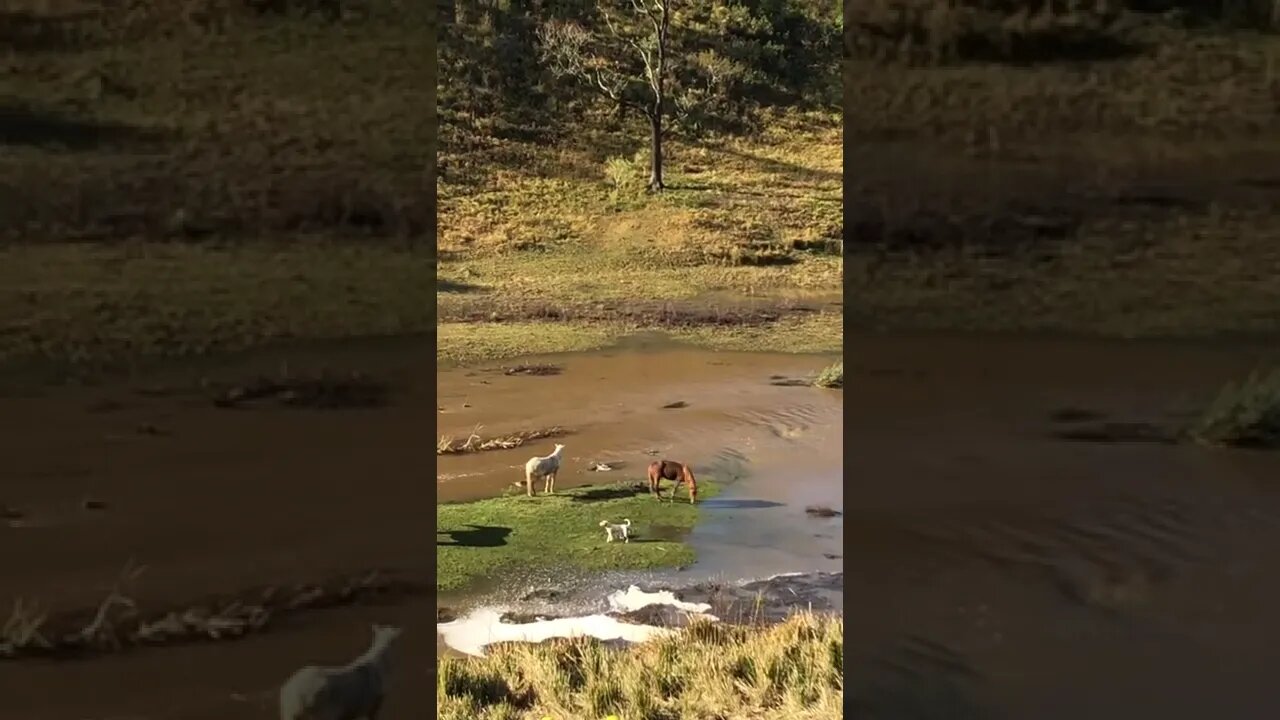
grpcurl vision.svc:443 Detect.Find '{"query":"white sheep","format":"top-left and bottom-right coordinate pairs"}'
top-left (524, 443), bottom-right (565, 496)
top-left (279, 624), bottom-right (403, 720)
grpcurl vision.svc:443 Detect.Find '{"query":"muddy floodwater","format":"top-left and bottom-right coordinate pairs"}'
top-left (441, 335), bottom-right (1280, 719)
top-left (436, 347), bottom-right (846, 654)
top-left (844, 335), bottom-right (1280, 720)
top-left (0, 339), bottom-right (433, 720)
top-left (435, 347), bottom-right (845, 567)
top-left (8, 331), bottom-right (1280, 718)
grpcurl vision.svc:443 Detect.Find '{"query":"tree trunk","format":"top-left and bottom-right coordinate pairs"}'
top-left (647, 112), bottom-right (665, 192)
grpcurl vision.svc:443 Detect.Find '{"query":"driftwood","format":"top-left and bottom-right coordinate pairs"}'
top-left (1, 568), bottom-right (422, 660)
top-left (437, 425), bottom-right (570, 455)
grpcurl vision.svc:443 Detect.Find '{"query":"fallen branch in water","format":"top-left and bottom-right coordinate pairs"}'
top-left (437, 425), bottom-right (570, 455)
top-left (1, 567), bottom-right (424, 661)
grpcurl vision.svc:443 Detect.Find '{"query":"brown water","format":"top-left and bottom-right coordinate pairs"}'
top-left (843, 335), bottom-right (1280, 719)
top-left (0, 340), bottom-right (433, 720)
top-left (7, 332), bottom-right (1280, 718)
top-left (436, 347), bottom-right (843, 508)
top-left (436, 347), bottom-right (845, 656)
top-left (438, 347), bottom-right (846, 591)
top-left (440, 335), bottom-right (1280, 716)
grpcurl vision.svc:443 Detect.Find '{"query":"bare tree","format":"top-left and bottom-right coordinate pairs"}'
top-left (539, 0), bottom-right (673, 191)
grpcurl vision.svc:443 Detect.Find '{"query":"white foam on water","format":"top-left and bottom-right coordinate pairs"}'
top-left (606, 584), bottom-right (714, 615)
top-left (438, 607), bottom-right (674, 657)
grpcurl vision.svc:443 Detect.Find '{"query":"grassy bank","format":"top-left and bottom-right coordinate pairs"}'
top-left (1, 1), bottom-right (432, 380)
top-left (436, 481), bottom-right (720, 593)
top-left (438, 611), bottom-right (843, 720)
top-left (845, 2), bottom-right (1280, 340)
top-left (0, 242), bottom-right (432, 380)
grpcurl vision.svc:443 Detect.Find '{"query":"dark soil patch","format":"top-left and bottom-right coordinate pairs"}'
top-left (499, 611), bottom-right (553, 624)
top-left (615, 605), bottom-right (673, 627)
top-left (502, 364), bottom-right (562, 377)
top-left (439, 297), bottom-right (823, 328)
top-left (662, 400), bottom-right (689, 409)
top-left (0, 103), bottom-right (165, 151)
top-left (210, 370), bottom-right (389, 410)
top-left (805, 505), bottom-right (843, 518)
top-left (519, 588), bottom-right (567, 603)
top-left (438, 278), bottom-right (482, 293)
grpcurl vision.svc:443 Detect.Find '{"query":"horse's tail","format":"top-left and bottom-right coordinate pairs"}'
top-left (682, 466), bottom-right (698, 504)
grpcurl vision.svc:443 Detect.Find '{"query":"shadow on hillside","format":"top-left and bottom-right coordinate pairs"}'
top-left (438, 278), bottom-right (483, 293)
top-left (0, 9), bottom-right (102, 53)
top-left (712, 144), bottom-right (842, 185)
top-left (0, 103), bottom-right (164, 151)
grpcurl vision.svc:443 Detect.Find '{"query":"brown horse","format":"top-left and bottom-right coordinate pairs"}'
top-left (647, 459), bottom-right (698, 504)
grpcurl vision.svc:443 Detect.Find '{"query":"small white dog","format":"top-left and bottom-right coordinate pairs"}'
top-left (599, 518), bottom-right (632, 543)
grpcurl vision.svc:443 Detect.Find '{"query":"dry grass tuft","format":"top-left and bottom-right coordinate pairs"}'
top-left (1188, 368), bottom-right (1280, 449)
top-left (813, 360), bottom-right (843, 389)
top-left (437, 611), bottom-right (843, 720)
